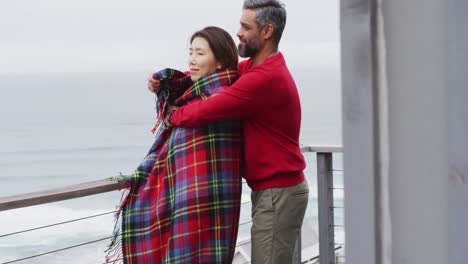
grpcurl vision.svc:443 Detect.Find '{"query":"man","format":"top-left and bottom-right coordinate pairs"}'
top-left (149, 1), bottom-right (308, 263)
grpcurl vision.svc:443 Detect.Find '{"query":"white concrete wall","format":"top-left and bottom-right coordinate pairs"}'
top-left (448, 1), bottom-right (468, 263)
top-left (341, 0), bottom-right (453, 263)
top-left (383, 1), bottom-right (449, 263)
top-left (341, 0), bottom-right (468, 262)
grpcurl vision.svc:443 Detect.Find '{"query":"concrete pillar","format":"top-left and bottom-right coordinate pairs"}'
top-left (340, 0), bottom-right (378, 263)
top-left (447, 1), bottom-right (468, 263)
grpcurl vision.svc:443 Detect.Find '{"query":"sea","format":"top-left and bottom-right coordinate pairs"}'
top-left (0, 65), bottom-right (342, 263)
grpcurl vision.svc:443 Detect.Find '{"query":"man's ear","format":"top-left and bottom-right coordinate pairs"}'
top-left (262, 24), bottom-right (275, 40)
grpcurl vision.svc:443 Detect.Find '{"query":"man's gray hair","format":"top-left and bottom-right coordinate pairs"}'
top-left (243, 0), bottom-right (286, 47)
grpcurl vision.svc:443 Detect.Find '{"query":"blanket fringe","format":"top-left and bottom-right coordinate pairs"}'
top-left (105, 174), bottom-right (132, 264)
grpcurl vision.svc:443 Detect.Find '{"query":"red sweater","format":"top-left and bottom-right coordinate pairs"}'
top-left (170, 52), bottom-right (306, 191)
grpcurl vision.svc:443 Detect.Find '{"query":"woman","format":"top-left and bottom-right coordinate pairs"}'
top-left (106, 27), bottom-right (242, 264)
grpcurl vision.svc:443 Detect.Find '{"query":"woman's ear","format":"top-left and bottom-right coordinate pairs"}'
top-left (217, 63), bottom-right (223, 69)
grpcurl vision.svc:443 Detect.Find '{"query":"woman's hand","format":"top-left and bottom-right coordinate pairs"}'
top-left (148, 75), bottom-right (161, 93)
top-left (164, 106), bottom-right (180, 127)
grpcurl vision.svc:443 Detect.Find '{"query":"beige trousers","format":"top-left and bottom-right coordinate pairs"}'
top-left (250, 181), bottom-right (309, 264)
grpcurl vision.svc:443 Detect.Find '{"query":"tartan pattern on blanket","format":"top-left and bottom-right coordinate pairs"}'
top-left (109, 68), bottom-right (242, 264)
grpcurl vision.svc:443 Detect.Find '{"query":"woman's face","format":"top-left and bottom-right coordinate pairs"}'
top-left (189, 36), bottom-right (221, 82)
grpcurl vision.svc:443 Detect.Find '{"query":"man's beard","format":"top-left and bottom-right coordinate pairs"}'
top-left (238, 41), bottom-right (260, 58)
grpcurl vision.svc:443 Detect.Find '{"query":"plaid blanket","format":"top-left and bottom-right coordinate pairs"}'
top-left (106, 68), bottom-right (242, 264)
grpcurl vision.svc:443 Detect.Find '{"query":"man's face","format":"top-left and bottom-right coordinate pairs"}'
top-left (237, 9), bottom-right (263, 58)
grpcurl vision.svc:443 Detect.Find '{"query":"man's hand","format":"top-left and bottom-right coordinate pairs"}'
top-left (164, 105), bottom-right (180, 127)
top-left (148, 75), bottom-right (161, 93)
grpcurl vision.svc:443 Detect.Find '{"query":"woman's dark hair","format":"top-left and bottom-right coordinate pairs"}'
top-left (190, 26), bottom-right (238, 69)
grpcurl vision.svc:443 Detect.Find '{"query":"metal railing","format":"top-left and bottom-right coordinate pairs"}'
top-left (303, 146), bottom-right (344, 264)
top-left (0, 145), bottom-right (343, 264)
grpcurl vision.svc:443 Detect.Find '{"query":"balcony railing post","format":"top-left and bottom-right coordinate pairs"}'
top-left (317, 152), bottom-right (335, 264)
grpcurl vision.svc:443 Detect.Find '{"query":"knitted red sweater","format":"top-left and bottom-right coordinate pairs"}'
top-left (170, 52), bottom-right (305, 191)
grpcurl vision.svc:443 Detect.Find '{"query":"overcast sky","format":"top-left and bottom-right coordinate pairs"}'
top-left (0, 0), bottom-right (339, 74)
